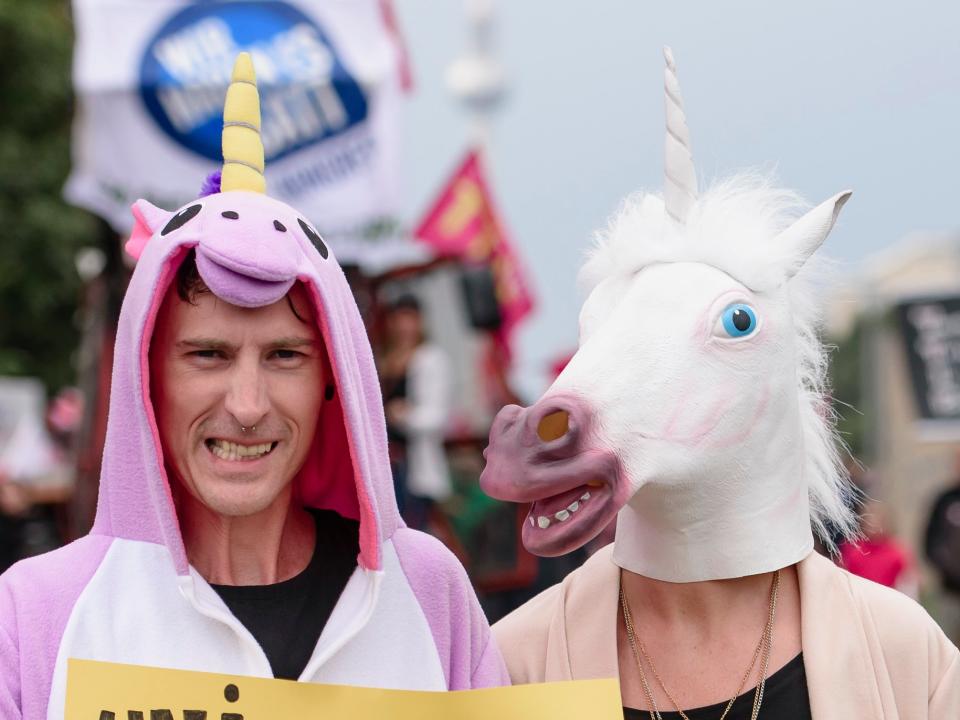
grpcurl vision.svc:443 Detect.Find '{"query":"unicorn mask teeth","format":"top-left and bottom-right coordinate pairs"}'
top-left (480, 48), bottom-right (855, 582)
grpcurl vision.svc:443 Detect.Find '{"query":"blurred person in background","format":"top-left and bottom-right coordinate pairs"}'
top-left (925, 455), bottom-right (960, 643)
top-left (0, 385), bottom-right (79, 572)
top-left (379, 294), bottom-right (453, 530)
top-left (839, 498), bottom-right (919, 598)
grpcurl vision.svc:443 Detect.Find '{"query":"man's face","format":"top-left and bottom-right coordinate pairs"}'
top-left (150, 282), bottom-right (325, 518)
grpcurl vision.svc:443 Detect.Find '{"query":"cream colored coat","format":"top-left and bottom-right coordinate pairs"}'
top-left (494, 545), bottom-right (959, 718)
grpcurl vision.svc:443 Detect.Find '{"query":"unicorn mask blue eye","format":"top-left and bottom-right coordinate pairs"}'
top-left (718, 304), bottom-right (758, 338)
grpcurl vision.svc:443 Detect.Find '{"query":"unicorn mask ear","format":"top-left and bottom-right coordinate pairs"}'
top-left (776, 190), bottom-right (852, 281)
top-left (125, 199), bottom-right (173, 261)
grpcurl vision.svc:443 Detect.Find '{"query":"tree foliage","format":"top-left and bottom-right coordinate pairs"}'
top-left (0, 0), bottom-right (100, 391)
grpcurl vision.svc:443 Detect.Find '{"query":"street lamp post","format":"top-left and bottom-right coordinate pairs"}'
top-left (445, 0), bottom-right (506, 153)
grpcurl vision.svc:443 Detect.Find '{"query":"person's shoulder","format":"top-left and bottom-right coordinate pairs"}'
top-left (1, 534), bottom-right (114, 595)
top-left (820, 554), bottom-right (958, 673)
top-left (388, 528), bottom-right (493, 641)
top-left (497, 547), bottom-right (611, 628)
top-left (842, 562), bottom-right (936, 629)
top-left (389, 526), bottom-right (471, 595)
top-left (494, 546), bottom-right (615, 683)
top-left (492, 581), bottom-right (562, 650)
top-left (0, 535), bottom-right (115, 639)
top-left (846, 566), bottom-right (960, 707)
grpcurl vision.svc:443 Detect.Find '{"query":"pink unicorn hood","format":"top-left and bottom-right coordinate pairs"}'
top-left (100, 51), bottom-right (398, 573)
top-left (100, 185), bottom-right (399, 573)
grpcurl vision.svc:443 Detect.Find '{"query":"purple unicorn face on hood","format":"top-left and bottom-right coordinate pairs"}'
top-left (127, 191), bottom-right (328, 309)
top-left (102, 54), bottom-right (402, 575)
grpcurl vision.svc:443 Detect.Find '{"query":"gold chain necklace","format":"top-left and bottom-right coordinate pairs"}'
top-left (619, 569), bottom-right (780, 720)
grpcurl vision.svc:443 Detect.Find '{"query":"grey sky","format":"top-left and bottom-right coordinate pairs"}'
top-left (395, 1), bottom-right (960, 398)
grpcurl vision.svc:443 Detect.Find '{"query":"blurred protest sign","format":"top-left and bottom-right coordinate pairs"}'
top-left (67, 0), bottom-right (423, 272)
top-left (896, 296), bottom-right (960, 437)
top-left (66, 659), bottom-right (622, 719)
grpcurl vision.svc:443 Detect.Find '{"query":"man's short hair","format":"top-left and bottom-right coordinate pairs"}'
top-left (175, 249), bottom-right (210, 304)
top-left (173, 249), bottom-right (308, 324)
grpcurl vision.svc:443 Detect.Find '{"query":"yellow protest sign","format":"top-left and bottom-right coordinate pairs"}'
top-left (66, 658), bottom-right (622, 719)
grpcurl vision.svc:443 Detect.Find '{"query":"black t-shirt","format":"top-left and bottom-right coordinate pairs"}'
top-left (211, 509), bottom-right (360, 680)
top-left (623, 652), bottom-right (811, 720)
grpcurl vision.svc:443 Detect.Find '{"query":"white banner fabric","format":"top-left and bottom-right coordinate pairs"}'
top-left (66, 0), bottom-right (428, 272)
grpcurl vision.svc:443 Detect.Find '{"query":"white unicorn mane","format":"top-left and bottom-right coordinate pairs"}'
top-left (580, 172), bottom-right (858, 547)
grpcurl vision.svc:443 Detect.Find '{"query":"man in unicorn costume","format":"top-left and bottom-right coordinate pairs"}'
top-left (0, 54), bottom-right (506, 719)
top-left (484, 50), bottom-right (958, 717)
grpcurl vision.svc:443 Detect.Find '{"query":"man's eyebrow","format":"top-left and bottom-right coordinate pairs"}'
top-left (175, 337), bottom-right (317, 351)
top-left (264, 337), bottom-right (318, 350)
top-left (176, 338), bottom-right (237, 352)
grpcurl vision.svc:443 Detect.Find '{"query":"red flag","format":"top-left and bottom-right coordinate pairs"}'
top-left (414, 149), bottom-right (535, 348)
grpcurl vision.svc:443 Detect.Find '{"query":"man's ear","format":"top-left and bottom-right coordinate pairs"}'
top-left (125, 199), bottom-right (173, 261)
top-left (776, 190), bottom-right (852, 281)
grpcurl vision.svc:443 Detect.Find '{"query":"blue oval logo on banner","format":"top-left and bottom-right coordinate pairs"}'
top-left (140, 1), bottom-right (368, 163)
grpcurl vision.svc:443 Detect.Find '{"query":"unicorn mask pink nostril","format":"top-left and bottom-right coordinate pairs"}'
top-left (481, 394), bottom-right (626, 557)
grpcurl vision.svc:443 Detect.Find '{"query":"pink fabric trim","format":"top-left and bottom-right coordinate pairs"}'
top-left (139, 247), bottom-right (191, 574)
top-left (304, 280), bottom-right (380, 571)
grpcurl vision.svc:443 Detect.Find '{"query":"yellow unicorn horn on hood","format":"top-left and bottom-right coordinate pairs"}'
top-left (220, 52), bottom-right (266, 193)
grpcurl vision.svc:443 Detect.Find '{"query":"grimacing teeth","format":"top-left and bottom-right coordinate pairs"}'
top-left (207, 439), bottom-right (276, 462)
top-left (530, 488), bottom-right (593, 529)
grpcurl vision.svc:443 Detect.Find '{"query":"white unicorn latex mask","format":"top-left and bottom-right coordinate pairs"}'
top-left (480, 48), bottom-right (856, 582)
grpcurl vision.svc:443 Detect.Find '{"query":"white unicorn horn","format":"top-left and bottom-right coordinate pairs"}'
top-left (663, 46), bottom-right (698, 225)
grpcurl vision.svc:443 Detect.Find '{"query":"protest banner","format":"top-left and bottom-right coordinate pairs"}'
top-left (68, 0), bottom-right (419, 271)
top-left (66, 659), bottom-right (622, 719)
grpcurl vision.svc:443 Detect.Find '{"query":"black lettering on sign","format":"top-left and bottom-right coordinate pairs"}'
top-left (222, 683), bottom-right (242, 719)
top-left (128, 713), bottom-right (144, 720)
top-left (150, 712), bottom-right (174, 720)
top-left (98, 713), bottom-right (115, 720)
top-left (183, 712), bottom-right (207, 720)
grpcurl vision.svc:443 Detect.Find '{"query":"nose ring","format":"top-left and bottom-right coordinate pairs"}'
top-left (241, 425), bottom-right (256, 433)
